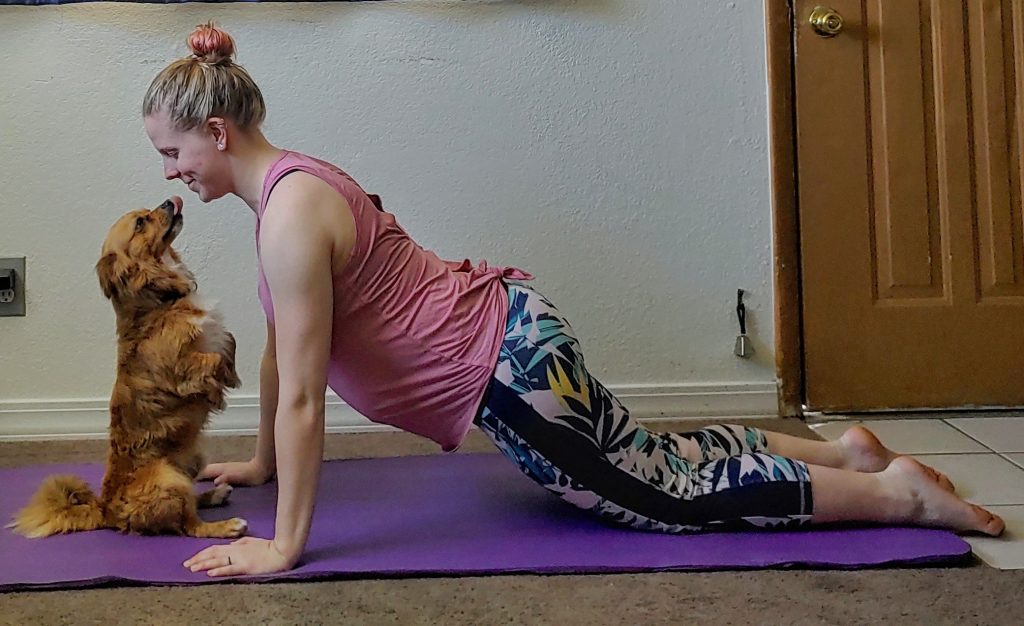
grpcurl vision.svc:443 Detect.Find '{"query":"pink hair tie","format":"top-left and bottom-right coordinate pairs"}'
top-left (188, 23), bottom-right (235, 63)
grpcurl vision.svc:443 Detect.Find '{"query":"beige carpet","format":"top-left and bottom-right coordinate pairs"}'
top-left (2, 419), bottom-right (1023, 625)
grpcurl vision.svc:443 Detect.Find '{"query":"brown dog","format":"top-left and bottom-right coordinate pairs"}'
top-left (10, 197), bottom-right (246, 539)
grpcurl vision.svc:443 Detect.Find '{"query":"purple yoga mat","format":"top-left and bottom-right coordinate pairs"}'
top-left (0, 453), bottom-right (970, 591)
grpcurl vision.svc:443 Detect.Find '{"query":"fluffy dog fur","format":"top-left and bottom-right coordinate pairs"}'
top-left (10, 198), bottom-right (246, 539)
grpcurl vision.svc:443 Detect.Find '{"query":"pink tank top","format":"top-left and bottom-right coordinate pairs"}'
top-left (256, 151), bottom-right (531, 451)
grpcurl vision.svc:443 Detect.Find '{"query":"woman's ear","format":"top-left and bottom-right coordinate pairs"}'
top-left (207, 117), bottom-right (227, 151)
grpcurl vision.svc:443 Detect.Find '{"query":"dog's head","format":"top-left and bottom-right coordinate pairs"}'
top-left (96, 196), bottom-right (193, 308)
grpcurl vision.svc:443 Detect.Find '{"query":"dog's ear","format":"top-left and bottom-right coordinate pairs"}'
top-left (96, 252), bottom-right (127, 300)
top-left (127, 259), bottom-right (192, 303)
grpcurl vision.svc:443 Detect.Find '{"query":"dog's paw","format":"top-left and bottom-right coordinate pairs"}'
top-left (227, 517), bottom-right (248, 537)
top-left (196, 483), bottom-right (233, 508)
top-left (209, 484), bottom-right (232, 506)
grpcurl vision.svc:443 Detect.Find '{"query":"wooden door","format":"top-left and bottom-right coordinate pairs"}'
top-left (795, 0), bottom-right (1024, 410)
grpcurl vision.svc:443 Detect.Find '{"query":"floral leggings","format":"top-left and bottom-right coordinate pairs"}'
top-left (474, 283), bottom-right (814, 533)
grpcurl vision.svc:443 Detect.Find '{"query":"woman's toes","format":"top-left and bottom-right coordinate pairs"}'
top-left (974, 505), bottom-right (1005, 537)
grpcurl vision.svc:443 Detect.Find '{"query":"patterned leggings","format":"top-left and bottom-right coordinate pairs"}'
top-left (474, 283), bottom-right (814, 533)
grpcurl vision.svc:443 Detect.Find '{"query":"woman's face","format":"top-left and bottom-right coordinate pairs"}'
top-left (145, 110), bottom-right (231, 203)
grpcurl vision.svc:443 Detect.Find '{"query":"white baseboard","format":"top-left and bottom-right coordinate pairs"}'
top-left (0, 382), bottom-right (778, 441)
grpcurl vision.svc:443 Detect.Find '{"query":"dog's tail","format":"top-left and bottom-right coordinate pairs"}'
top-left (8, 475), bottom-right (105, 538)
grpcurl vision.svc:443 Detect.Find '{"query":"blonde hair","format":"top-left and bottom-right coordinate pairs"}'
top-left (143, 22), bottom-right (266, 131)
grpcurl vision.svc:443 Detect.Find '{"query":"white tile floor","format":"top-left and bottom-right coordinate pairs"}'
top-left (809, 416), bottom-right (1024, 569)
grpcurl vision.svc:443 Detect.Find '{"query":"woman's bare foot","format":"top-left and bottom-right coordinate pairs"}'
top-left (835, 425), bottom-right (955, 492)
top-left (883, 456), bottom-right (1003, 536)
top-left (835, 425), bottom-right (896, 472)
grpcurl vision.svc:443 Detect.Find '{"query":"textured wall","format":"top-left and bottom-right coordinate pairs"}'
top-left (0, 0), bottom-right (774, 404)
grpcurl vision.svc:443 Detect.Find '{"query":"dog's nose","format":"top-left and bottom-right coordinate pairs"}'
top-left (158, 196), bottom-right (183, 216)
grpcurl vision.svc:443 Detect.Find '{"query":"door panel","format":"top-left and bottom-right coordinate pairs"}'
top-left (796, 0), bottom-right (1024, 410)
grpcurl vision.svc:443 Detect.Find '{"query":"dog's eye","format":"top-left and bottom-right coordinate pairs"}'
top-left (134, 216), bottom-right (146, 232)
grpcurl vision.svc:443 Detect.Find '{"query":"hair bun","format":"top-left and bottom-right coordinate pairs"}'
top-left (187, 22), bottom-right (235, 65)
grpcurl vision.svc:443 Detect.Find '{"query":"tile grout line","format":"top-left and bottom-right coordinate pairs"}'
top-left (911, 452), bottom-right (1005, 457)
top-left (942, 418), bottom-right (999, 452)
top-left (786, 420), bottom-right (1024, 469)
top-left (948, 418), bottom-right (1024, 570)
top-left (815, 419), bottom-right (991, 455)
top-left (999, 453), bottom-right (1024, 471)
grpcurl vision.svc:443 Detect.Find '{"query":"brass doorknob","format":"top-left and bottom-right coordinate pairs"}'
top-left (809, 6), bottom-right (844, 37)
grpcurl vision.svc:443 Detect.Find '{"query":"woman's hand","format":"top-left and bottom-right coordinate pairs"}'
top-left (197, 458), bottom-right (275, 486)
top-left (183, 537), bottom-right (297, 577)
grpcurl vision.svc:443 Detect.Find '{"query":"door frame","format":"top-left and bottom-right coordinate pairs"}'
top-left (765, 0), bottom-right (805, 417)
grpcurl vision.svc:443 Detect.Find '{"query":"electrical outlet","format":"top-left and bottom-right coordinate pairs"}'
top-left (0, 273), bottom-right (12, 303)
top-left (0, 257), bottom-right (26, 317)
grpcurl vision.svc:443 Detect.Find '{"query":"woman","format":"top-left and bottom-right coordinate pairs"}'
top-left (142, 23), bottom-right (1002, 577)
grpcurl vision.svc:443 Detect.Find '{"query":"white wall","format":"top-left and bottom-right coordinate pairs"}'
top-left (0, 0), bottom-right (777, 435)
